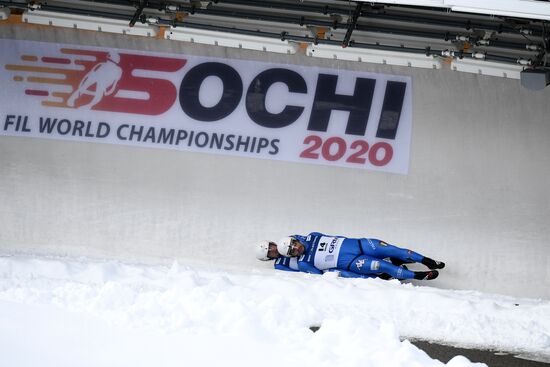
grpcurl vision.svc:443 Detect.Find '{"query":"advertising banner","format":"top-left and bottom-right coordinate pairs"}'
top-left (0, 39), bottom-right (412, 173)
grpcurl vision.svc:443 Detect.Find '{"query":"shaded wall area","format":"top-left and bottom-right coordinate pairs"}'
top-left (1, 24), bottom-right (549, 299)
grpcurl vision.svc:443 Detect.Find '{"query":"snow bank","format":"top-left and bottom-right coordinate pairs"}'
top-left (1, 255), bottom-right (549, 367)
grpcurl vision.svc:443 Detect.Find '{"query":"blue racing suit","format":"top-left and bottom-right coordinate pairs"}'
top-left (274, 252), bottom-right (377, 279)
top-left (274, 232), bottom-right (427, 280)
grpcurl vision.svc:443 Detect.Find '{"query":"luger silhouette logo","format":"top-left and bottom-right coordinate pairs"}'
top-left (5, 48), bottom-right (187, 115)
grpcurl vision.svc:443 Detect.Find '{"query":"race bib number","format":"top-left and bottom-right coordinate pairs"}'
top-left (313, 236), bottom-right (344, 270)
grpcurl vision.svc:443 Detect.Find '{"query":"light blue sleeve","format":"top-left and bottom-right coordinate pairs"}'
top-left (298, 260), bottom-right (323, 275)
top-left (274, 257), bottom-right (299, 272)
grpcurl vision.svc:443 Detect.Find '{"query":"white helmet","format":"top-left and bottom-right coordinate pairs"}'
top-left (277, 236), bottom-right (294, 257)
top-left (255, 240), bottom-right (271, 261)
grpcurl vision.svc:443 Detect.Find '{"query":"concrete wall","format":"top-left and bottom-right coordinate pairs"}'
top-left (1, 24), bottom-right (549, 299)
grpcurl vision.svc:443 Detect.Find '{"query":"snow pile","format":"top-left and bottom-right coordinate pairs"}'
top-left (1, 255), bottom-right (549, 367)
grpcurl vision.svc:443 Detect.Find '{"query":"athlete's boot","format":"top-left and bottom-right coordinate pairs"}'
top-left (414, 270), bottom-right (439, 280)
top-left (421, 257), bottom-right (445, 269)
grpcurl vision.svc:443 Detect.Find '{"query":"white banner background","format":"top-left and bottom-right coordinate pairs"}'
top-left (0, 39), bottom-right (412, 173)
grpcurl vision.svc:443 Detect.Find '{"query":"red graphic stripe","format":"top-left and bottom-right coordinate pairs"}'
top-left (25, 89), bottom-right (49, 96)
top-left (41, 57), bottom-right (71, 64)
